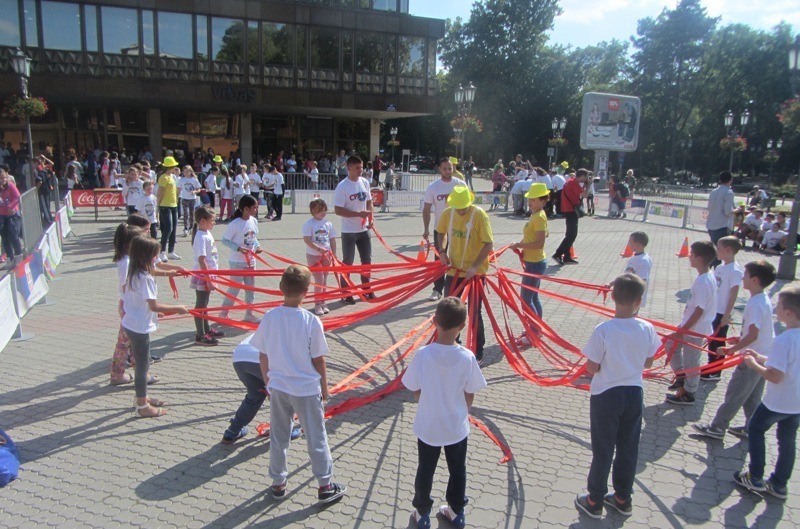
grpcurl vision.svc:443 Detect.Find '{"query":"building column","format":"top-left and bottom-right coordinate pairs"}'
top-left (240, 112), bottom-right (253, 164)
top-left (369, 118), bottom-right (380, 162)
top-left (146, 108), bottom-right (162, 160)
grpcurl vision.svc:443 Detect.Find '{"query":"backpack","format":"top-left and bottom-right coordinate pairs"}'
top-left (617, 183), bottom-right (630, 198)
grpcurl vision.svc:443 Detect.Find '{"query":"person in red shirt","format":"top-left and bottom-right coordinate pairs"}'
top-left (373, 154), bottom-right (383, 184)
top-left (0, 167), bottom-right (23, 264)
top-left (553, 169), bottom-right (589, 265)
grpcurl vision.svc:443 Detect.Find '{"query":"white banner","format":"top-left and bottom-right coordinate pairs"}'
top-left (65, 191), bottom-right (74, 216)
top-left (57, 206), bottom-right (71, 239)
top-left (294, 190), bottom-right (335, 211)
top-left (0, 275), bottom-right (19, 352)
top-left (46, 224), bottom-right (62, 271)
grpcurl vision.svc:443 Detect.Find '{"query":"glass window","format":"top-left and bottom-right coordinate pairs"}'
top-left (356, 32), bottom-right (383, 74)
top-left (158, 12), bottom-right (192, 59)
top-left (195, 15), bottom-right (208, 60)
top-left (23, 0), bottom-right (38, 47)
top-left (41, 1), bottom-right (81, 51)
top-left (101, 6), bottom-right (138, 55)
top-left (399, 36), bottom-right (424, 77)
top-left (373, 0), bottom-right (397, 11)
top-left (262, 23), bottom-right (293, 66)
top-left (342, 30), bottom-right (353, 72)
top-left (332, 0), bottom-right (356, 6)
top-left (142, 10), bottom-right (154, 55)
top-left (0, 0), bottom-right (21, 47)
top-left (212, 17), bottom-right (244, 62)
top-left (84, 5), bottom-right (98, 52)
top-left (386, 35), bottom-right (396, 75)
top-left (310, 27), bottom-right (339, 70)
top-left (296, 26), bottom-right (307, 68)
top-left (399, 0), bottom-right (409, 14)
top-left (247, 21), bottom-right (259, 65)
top-left (427, 38), bottom-right (436, 78)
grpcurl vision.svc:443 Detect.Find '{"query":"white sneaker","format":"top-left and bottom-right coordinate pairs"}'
top-left (243, 312), bottom-right (262, 323)
top-left (314, 305), bottom-right (325, 316)
top-left (159, 252), bottom-right (168, 262)
top-left (429, 290), bottom-right (442, 302)
top-left (183, 230), bottom-right (189, 237)
top-left (167, 252), bottom-right (182, 260)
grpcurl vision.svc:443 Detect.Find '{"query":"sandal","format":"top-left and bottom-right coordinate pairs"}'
top-left (147, 397), bottom-right (166, 407)
top-left (146, 374), bottom-right (160, 385)
top-left (134, 402), bottom-right (167, 418)
top-left (110, 373), bottom-right (134, 386)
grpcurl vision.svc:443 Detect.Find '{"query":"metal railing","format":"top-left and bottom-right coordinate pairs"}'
top-left (19, 188), bottom-right (44, 254)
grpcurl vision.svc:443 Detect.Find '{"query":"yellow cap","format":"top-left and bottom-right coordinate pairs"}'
top-left (447, 185), bottom-right (474, 209)
top-left (213, 155), bottom-right (224, 163)
top-left (448, 156), bottom-right (459, 165)
top-left (525, 182), bottom-right (550, 199)
top-left (560, 161), bottom-right (569, 169)
top-left (162, 156), bottom-right (179, 168)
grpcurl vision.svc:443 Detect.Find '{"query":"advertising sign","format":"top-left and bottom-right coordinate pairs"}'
top-left (13, 253), bottom-right (48, 317)
top-left (580, 92), bottom-right (641, 152)
top-left (70, 189), bottom-right (124, 208)
top-left (0, 275), bottom-right (19, 353)
top-left (41, 224), bottom-right (62, 279)
top-left (57, 206), bottom-right (71, 239)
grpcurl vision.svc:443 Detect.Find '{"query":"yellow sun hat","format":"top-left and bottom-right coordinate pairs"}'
top-left (213, 155), bottom-right (224, 163)
top-left (162, 156), bottom-right (179, 168)
top-left (525, 182), bottom-right (550, 199)
top-left (448, 156), bottom-right (459, 165)
top-left (447, 185), bottom-right (474, 209)
top-left (560, 161), bottom-right (569, 169)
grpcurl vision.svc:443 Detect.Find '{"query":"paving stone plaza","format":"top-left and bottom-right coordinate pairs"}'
top-left (1, 179), bottom-right (798, 529)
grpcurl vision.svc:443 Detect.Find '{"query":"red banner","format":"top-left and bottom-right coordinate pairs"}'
top-left (70, 189), bottom-right (124, 208)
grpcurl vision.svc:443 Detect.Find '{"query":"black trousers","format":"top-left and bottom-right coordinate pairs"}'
top-left (432, 230), bottom-right (446, 294)
top-left (340, 231), bottom-right (372, 286)
top-left (413, 437), bottom-right (468, 516)
top-left (555, 211), bottom-right (579, 258)
top-left (271, 193), bottom-right (283, 220)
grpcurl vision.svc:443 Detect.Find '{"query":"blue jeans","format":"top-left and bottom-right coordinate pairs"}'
top-left (228, 361), bottom-right (267, 435)
top-left (748, 403), bottom-right (800, 488)
top-left (521, 259), bottom-right (547, 317)
top-left (588, 386), bottom-right (643, 503)
top-left (159, 206), bottom-right (177, 253)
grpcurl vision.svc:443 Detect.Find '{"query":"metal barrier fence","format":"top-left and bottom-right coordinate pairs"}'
top-left (593, 194), bottom-right (708, 231)
top-left (19, 188), bottom-right (44, 254)
top-left (289, 189), bottom-right (509, 213)
top-left (282, 172), bottom-right (442, 193)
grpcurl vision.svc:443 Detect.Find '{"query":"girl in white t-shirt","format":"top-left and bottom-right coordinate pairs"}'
top-left (122, 167), bottom-right (144, 215)
top-left (179, 166), bottom-right (202, 236)
top-left (204, 170), bottom-right (217, 210)
top-left (220, 195), bottom-right (263, 323)
top-left (110, 223), bottom-right (143, 386)
top-left (218, 169), bottom-right (233, 221)
top-left (302, 198), bottom-right (338, 315)
top-left (122, 235), bottom-right (188, 418)
top-left (191, 206), bottom-right (225, 346)
top-left (233, 164), bottom-right (250, 210)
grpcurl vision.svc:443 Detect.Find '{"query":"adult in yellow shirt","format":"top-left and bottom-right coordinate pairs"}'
top-left (156, 156), bottom-right (181, 262)
top-left (511, 183), bottom-right (549, 318)
top-left (436, 185), bottom-right (494, 364)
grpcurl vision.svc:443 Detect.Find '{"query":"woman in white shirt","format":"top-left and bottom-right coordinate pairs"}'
top-left (233, 164), bottom-right (249, 210)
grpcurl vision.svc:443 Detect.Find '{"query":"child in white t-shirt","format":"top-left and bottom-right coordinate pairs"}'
top-left (219, 194), bottom-right (262, 323)
top-left (122, 167), bottom-right (143, 215)
top-left (136, 181), bottom-right (159, 239)
top-left (735, 286), bottom-right (800, 499)
top-left (110, 223), bottom-right (143, 385)
top-left (621, 231), bottom-right (653, 309)
top-left (761, 222), bottom-right (787, 254)
top-left (402, 297), bottom-right (487, 528)
top-left (233, 165), bottom-right (250, 209)
top-left (575, 274), bottom-right (659, 519)
top-left (247, 165), bottom-right (262, 219)
top-left (251, 265), bottom-right (347, 504)
top-left (178, 167), bottom-right (202, 236)
top-left (218, 169), bottom-right (234, 221)
top-left (302, 198), bottom-right (338, 316)
top-left (191, 206), bottom-right (224, 346)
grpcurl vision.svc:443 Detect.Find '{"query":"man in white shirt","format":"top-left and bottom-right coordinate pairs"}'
top-left (334, 156), bottom-right (374, 304)
top-left (706, 171), bottom-right (736, 267)
top-left (422, 158), bottom-right (467, 301)
top-left (551, 169), bottom-right (566, 217)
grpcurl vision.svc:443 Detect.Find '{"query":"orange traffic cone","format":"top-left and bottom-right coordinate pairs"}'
top-left (416, 240), bottom-right (427, 262)
top-left (620, 244), bottom-right (634, 257)
top-left (569, 246), bottom-right (578, 260)
top-left (676, 237), bottom-right (690, 257)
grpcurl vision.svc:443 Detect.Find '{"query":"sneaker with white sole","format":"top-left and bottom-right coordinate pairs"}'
top-left (574, 494), bottom-right (602, 519)
top-left (438, 505), bottom-right (466, 528)
top-left (318, 482), bottom-right (347, 503)
top-left (603, 493), bottom-right (632, 516)
top-left (728, 426), bottom-right (748, 439)
top-left (765, 479), bottom-right (788, 499)
top-left (167, 252), bottom-right (182, 260)
top-left (314, 305), bottom-right (325, 316)
top-left (159, 252), bottom-right (168, 262)
top-left (733, 470), bottom-right (766, 492)
top-left (271, 480), bottom-right (287, 500)
top-left (412, 509), bottom-right (431, 529)
top-left (429, 290), bottom-right (442, 302)
top-left (692, 423), bottom-right (725, 440)
top-left (243, 312), bottom-right (262, 323)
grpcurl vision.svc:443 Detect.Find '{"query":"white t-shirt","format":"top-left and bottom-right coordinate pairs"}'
top-left (192, 230), bottom-right (219, 272)
top-left (743, 214), bottom-right (762, 228)
top-left (552, 174), bottom-right (566, 191)
top-left (515, 169), bottom-right (528, 182)
top-left (520, 180), bottom-right (534, 194)
top-left (762, 328), bottom-right (800, 414)
top-left (583, 317), bottom-right (660, 395)
top-left (623, 252), bottom-right (653, 307)
top-left (715, 262), bottom-right (743, 314)
top-left (302, 217), bottom-right (337, 256)
top-left (261, 173), bottom-right (273, 193)
top-left (680, 272), bottom-right (717, 335)
top-left (205, 173), bottom-right (217, 193)
top-left (761, 220), bottom-right (774, 232)
top-left (740, 292), bottom-right (774, 355)
top-left (510, 179), bottom-right (527, 195)
top-left (537, 174), bottom-right (553, 190)
top-left (334, 177), bottom-right (371, 233)
top-left (248, 173), bottom-right (262, 191)
top-left (234, 174), bottom-right (249, 196)
top-left (223, 217), bottom-right (260, 265)
top-left (123, 179), bottom-right (143, 205)
top-left (116, 255), bottom-right (129, 298)
top-left (270, 172), bottom-right (284, 195)
top-left (401, 343), bottom-right (487, 447)
top-left (763, 230), bottom-right (786, 250)
top-left (136, 194), bottom-right (158, 224)
top-left (220, 178), bottom-right (234, 200)
top-left (121, 272), bottom-right (158, 334)
top-left (309, 168), bottom-right (319, 183)
top-left (232, 334), bottom-right (260, 364)
top-left (423, 177), bottom-right (466, 226)
top-left (179, 176), bottom-right (201, 200)
top-left (250, 306), bottom-right (329, 397)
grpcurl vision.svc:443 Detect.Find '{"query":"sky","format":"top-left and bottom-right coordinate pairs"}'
top-left (410, 0), bottom-right (800, 50)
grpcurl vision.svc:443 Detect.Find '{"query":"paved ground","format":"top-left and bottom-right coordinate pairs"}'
top-left (1, 176), bottom-right (799, 529)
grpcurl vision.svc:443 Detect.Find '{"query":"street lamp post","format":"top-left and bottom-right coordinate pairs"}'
top-left (390, 126), bottom-right (398, 165)
top-left (551, 117), bottom-right (567, 167)
top-left (724, 108), bottom-right (750, 173)
top-left (766, 139), bottom-right (783, 190)
top-left (777, 35), bottom-right (800, 280)
top-left (10, 48), bottom-right (35, 190)
top-left (454, 83), bottom-right (476, 164)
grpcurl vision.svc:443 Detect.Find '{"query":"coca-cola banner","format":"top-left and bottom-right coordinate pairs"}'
top-left (70, 189), bottom-right (124, 208)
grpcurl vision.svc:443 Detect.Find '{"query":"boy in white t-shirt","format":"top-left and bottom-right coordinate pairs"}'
top-left (136, 181), bottom-right (159, 239)
top-left (574, 274), bottom-right (660, 519)
top-left (666, 241), bottom-right (718, 405)
top-left (251, 265), bottom-right (347, 504)
top-left (616, 231), bottom-right (652, 309)
top-left (302, 198), bottom-right (338, 316)
top-left (402, 297), bottom-right (487, 529)
top-left (761, 222), bottom-right (787, 254)
top-left (734, 286), bottom-right (800, 499)
top-left (693, 260), bottom-right (776, 439)
top-left (701, 236), bottom-right (744, 381)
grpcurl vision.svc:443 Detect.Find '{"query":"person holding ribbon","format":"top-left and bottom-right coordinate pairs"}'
top-left (436, 185), bottom-right (494, 365)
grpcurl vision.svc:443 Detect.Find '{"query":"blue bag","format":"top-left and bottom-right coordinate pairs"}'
top-left (0, 429), bottom-right (20, 487)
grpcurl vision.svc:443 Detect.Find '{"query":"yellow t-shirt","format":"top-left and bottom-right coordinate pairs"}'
top-left (436, 206), bottom-right (493, 276)
top-left (522, 210), bottom-right (548, 263)
top-left (158, 173), bottom-right (178, 208)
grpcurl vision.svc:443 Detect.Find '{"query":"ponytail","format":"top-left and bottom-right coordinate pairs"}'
top-left (232, 194), bottom-right (257, 220)
top-left (113, 223), bottom-right (144, 263)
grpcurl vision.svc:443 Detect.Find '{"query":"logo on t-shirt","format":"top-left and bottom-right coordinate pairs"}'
top-left (436, 194), bottom-right (450, 202)
top-left (244, 230), bottom-right (256, 249)
top-left (144, 202), bottom-right (154, 216)
top-left (625, 266), bottom-right (636, 275)
top-left (349, 191), bottom-right (368, 201)
top-left (314, 227), bottom-right (330, 246)
top-left (183, 183), bottom-right (195, 193)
